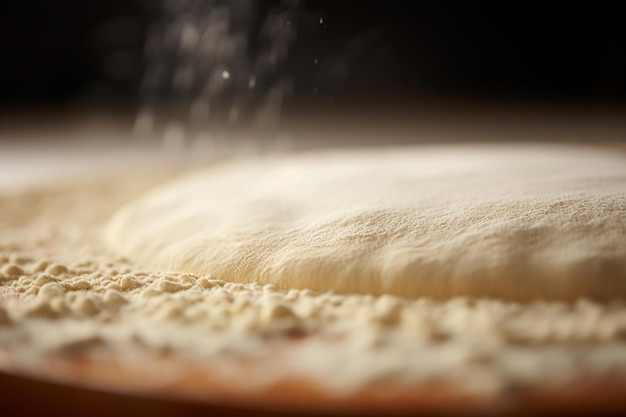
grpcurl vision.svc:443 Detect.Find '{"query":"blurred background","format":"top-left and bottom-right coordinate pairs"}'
top-left (0, 0), bottom-right (625, 147)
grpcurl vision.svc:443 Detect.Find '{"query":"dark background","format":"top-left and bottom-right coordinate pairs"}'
top-left (1, 1), bottom-right (625, 110)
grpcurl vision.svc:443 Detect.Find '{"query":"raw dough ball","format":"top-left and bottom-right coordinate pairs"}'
top-left (105, 144), bottom-right (626, 301)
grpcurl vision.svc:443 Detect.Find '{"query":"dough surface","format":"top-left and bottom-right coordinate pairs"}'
top-left (105, 144), bottom-right (626, 301)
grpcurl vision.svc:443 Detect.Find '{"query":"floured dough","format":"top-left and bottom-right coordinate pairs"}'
top-left (105, 144), bottom-right (626, 301)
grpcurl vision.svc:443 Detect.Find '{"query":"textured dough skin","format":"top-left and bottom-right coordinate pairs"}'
top-left (105, 144), bottom-right (626, 301)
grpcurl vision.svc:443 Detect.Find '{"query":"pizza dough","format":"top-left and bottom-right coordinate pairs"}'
top-left (3, 143), bottom-right (626, 414)
top-left (104, 144), bottom-right (626, 301)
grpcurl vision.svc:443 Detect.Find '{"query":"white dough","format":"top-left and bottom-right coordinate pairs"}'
top-left (105, 144), bottom-right (626, 301)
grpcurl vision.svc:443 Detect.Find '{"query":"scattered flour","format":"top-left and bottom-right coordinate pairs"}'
top-left (1, 157), bottom-right (626, 398)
